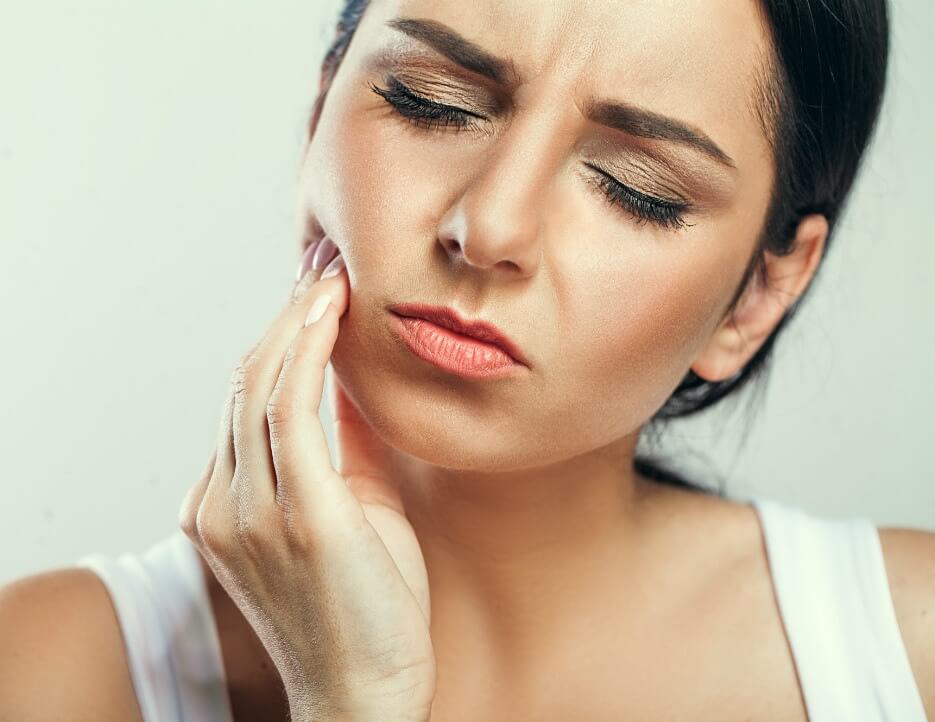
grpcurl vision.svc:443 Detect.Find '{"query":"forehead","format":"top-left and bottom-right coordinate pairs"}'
top-left (366, 0), bottom-right (773, 172)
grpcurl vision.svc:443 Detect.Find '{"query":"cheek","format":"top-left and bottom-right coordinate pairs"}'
top-left (298, 65), bottom-right (760, 459)
top-left (298, 84), bottom-right (451, 275)
top-left (551, 248), bottom-right (737, 429)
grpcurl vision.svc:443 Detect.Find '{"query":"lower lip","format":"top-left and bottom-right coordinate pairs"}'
top-left (389, 313), bottom-right (526, 380)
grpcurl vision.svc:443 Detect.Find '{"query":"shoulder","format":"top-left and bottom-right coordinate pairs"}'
top-left (878, 526), bottom-right (935, 716)
top-left (0, 567), bottom-right (144, 722)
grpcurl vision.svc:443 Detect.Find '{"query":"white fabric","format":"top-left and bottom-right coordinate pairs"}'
top-left (75, 497), bottom-right (928, 722)
top-left (76, 531), bottom-right (234, 722)
top-left (751, 496), bottom-right (928, 721)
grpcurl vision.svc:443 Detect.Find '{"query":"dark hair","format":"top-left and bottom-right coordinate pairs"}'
top-left (310, 0), bottom-right (890, 496)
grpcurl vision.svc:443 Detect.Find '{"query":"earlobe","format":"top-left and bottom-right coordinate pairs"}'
top-left (690, 212), bottom-right (829, 383)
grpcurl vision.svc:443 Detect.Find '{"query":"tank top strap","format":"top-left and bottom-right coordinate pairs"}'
top-left (750, 496), bottom-right (927, 721)
top-left (76, 529), bottom-right (234, 722)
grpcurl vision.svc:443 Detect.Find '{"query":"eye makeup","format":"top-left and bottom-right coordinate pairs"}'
top-left (364, 43), bottom-right (735, 210)
top-left (581, 163), bottom-right (693, 231)
top-left (368, 73), bottom-right (695, 231)
top-left (368, 75), bottom-right (490, 135)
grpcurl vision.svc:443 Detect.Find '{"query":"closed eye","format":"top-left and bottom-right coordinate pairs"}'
top-left (582, 163), bottom-right (693, 231)
top-left (370, 76), bottom-right (694, 231)
top-left (369, 76), bottom-right (488, 134)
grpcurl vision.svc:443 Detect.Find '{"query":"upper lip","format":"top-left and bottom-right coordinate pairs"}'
top-left (389, 302), bottom-right (529, 367)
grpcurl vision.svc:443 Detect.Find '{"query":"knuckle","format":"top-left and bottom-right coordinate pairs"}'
top-left (178, 489), bottom-right (199, 538)
top-left (286, 332), bottom-right (329, 371)
top-left (178, 501), bottom-right (196, 539)
top-left (299, 338), bottom-right (331, 371)
top-left (281, 343), bottom-right (300, 367)
top-left (230, 352), bottom-right (261, 402)
top-left (195, 507), bottom-right (227, 553)
top-left (265, 399), bottom-right (298, 429)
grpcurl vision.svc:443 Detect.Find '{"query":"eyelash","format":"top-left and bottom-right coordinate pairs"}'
top-left (368, 77), bottom-right (485, 133)
top-left (368, 76), bottom-right (694, 231)
top-left (583, 164), bottom-right (693, 231)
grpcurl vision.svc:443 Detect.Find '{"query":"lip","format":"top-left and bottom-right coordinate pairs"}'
top-left (388, 303), bottom-right (529, 379)
top-left (389, 303), bottom-right (528, 364)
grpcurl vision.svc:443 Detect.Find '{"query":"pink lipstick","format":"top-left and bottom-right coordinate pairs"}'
top-left (388, 303), bottom-right (528, 380)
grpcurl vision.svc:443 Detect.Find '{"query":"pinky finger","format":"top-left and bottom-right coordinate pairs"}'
top-left (180, 357), bottom-right (238, 542)
top-left (179, 449), bottom-right (216, 539)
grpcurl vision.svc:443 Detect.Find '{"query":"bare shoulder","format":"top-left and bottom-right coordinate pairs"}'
top-left (0, 567), bottom-right (144, 722)
top-left (877, 525), bottom-right (935, 716)
top-left (657, 490), bottom-right (811, 721)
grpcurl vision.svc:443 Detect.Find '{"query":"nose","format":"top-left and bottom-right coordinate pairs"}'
top-left (436, 108), bottom-right (568, 281)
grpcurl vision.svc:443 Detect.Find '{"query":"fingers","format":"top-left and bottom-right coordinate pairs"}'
top-left (267, 258), bottom-right (362, 532)
top-left (179, 362), bottom-right (236, 543)
top-left (178, 449), bottom-right (215, 541)
top-left (217, 344), bottom-right (245, 483)
top-left (227, 240), bottom-right (341, 496)
top-left (179, 369), bottom-right (235, 550)
top-left (184, 236), bottom-right (354, 560)
top-left (224, 238), bottom-right (353, 539)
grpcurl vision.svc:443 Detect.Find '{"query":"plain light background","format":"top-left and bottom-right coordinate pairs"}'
top-left (1, 0), bottom-right (932, 585)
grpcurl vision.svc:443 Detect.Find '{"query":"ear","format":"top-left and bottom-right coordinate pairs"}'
top-left (690, 213), bottom-right (829, 382)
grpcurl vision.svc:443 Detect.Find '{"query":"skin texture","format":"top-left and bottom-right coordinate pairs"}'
top-left (243, 0), bottom-right (834, 718)
top-left (1, 1), bottom-right (932, 721)
top-left (289, 0), bottom-right (829, 711)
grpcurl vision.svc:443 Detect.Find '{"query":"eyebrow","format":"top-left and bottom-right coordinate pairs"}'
top-left (385, 16), bottom-right (737, 171)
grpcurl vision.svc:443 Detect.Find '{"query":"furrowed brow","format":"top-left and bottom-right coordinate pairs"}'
top-left (386, 16), bottom-right (736, 171)
top-left (385, 16), bottom-right (517, 86)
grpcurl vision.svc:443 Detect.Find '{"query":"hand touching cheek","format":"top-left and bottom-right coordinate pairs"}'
top-left (178, 240), bottom-right (435, 722)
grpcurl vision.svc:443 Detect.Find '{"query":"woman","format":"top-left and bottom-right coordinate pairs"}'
top-left (1, 0), bottom-right (932, 720)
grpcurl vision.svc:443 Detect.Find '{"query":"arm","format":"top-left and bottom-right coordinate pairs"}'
top-left (879, 527), bottom-right (935, 719)
top-left (0, 568), bottom-right (145, 722)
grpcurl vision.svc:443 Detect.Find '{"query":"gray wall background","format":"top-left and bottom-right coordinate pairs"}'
top-left (1, 0), bottom-right (932, 585)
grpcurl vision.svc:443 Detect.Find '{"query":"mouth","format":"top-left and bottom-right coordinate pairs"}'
top-left (388, 302), bottom-right (529, 380)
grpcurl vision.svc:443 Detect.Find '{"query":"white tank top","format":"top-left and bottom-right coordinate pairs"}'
top-left (74, 495), bottom-right (929, 722)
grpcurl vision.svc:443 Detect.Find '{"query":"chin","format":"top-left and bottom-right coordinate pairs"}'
top-left (328, 343), bottom-right (552, 473)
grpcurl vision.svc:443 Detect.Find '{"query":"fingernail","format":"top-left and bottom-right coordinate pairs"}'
top-left (305, 294), bottom-right (332, 326)
top-left (311, 236), bottom-right (338, 271)
top-left (320, 253), bottom-right (346, 279)
top-left (295, 240), bottom-right (321, 282)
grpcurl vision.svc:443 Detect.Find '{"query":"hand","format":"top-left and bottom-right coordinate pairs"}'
top-left (178, 241), bottom-right (435, 722)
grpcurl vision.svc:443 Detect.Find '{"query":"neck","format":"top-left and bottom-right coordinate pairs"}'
top-left (387, 434), bottom-right (675, 667)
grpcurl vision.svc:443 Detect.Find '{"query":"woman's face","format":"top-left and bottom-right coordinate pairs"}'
top-left (296, 0), bottom-right (775, 471)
